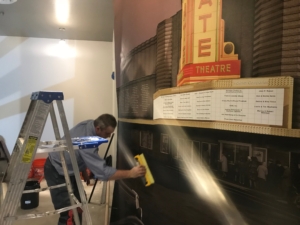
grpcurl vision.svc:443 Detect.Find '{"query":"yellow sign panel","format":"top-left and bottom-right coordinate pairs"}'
top-left (22, 136), bottom-right (38, 163)
top-left (194, 0), bottom-right (219, 63)
top-left (178, 0), bottom-right (240, 86)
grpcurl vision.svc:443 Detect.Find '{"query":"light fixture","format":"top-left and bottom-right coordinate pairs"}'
top-left (0, 0), bottom-right (17, 4)
top-left (55, 0), bottom-right (70, 24)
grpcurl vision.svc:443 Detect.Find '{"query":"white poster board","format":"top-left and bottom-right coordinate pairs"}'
top-left (154, 88), bottom-right (284, 126)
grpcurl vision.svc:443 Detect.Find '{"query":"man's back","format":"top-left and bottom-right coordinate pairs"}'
top-left (48, 120), bottom-right (96, 176)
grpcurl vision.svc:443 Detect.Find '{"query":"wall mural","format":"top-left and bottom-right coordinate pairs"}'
top-left (112, 1), bottom-right (300, 224)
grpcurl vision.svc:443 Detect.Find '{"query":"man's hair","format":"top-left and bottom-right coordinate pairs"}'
top-left (94, 114), bottom-right (117, 129)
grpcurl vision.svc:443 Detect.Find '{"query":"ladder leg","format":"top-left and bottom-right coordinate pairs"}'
top-left (0, 100), bottom-right (51, 225)
top-left (5, 101), bottom-right (37, 182)
top-left (56, 101), bottom-right (93, 225)
top-left (49, 104), bottom-right (81, 225)
top-left (49, 103), bottom-right (61, 140)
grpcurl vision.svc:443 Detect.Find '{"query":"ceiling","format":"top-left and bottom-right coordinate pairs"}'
top-left (0, 0), bottom-right (114, 42)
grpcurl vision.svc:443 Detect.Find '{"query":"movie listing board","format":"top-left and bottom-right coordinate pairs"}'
top-left (153, 89), bottom-right (284, 126)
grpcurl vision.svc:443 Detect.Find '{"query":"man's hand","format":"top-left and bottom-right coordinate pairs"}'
top-left (108, 166), bottom-right (146, 180)
top-left (129, 165), bottom-right (146, 178)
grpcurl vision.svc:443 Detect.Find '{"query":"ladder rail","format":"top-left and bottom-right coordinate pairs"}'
top-left (23, 183), bottom-right (67, 194)
top-left (49, 102), bottom-right (81, 225)
top-left (5, 202), bottom-right (82, 221)
top-left (5, 100), bottom-right (37, 183)
top-left (0, 100), bottom-right (51, 225)
top-left (56, 100), bottom-right (93, 224)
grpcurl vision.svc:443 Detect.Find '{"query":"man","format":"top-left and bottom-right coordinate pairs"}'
top-left (257, 162), bottom-right (268, 191)
top-left (44, 114), bottom-right (146, 225)
top-left (219, 153), bottom-right (228, 178)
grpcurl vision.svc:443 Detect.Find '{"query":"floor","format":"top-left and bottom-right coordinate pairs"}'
top-left (4, 179), bottom-right (114, 225)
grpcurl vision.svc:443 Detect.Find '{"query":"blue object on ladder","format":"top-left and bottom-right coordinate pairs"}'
top-left (71, 136), bottom-right (108, 149)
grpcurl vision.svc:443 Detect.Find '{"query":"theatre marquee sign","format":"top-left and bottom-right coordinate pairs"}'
top-left (154, 88), bottom-right (284, 126)
top-left (178, 0), bottom-right (241, 86)
top-left (153, 77), bottom-right (294, 128)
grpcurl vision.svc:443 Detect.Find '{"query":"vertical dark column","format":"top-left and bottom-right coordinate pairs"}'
top-left (172, 11), bottom-right (182, 87)
top-left (222, 0), bottom-right (255, 78)
top-left (252, 0), bottom-right (300, 128)
top-left (156, 18), bottom-right (173, 91)
top-left (240, 0), bottom-right (255, 77)
top-left (282, 0), bottom-right (300, 77)
top-left (252, 0), bottom-right (284, 77)
top-left (283, 0), bottom-right (300, 128)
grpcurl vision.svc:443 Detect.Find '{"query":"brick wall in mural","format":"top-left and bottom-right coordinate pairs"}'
top-left (252, 0), bottom-right (300, 128)
top-left (117, 0), bottom-right (255, 119)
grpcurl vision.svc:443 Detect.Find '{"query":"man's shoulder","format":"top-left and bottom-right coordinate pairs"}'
top-left (70, 120), bottom-right (94, 137)
top-left (70, 120), bottom-right (94, 132)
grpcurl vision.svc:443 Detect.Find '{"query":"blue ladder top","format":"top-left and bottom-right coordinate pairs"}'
top-left (72, 136), bottom-right (108, 149)
top-left (31, 91), bottom-right (64, 103)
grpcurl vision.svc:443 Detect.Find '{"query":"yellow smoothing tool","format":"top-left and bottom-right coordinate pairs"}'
top-left (134, 153), bottom-right (155, 187)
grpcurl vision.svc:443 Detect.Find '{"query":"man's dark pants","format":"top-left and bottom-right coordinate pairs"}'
top-left (44, 157), bottom-right (82, 225)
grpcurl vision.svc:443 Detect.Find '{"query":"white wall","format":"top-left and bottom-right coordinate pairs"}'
top-left (0, 36), bottom-right (115, 153)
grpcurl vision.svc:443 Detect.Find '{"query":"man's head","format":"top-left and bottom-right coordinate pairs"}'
top-left (94, 114), bottom-right (117, 138)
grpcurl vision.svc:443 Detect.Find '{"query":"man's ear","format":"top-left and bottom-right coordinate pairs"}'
top-left (95, 126), bottom-right (101, 134)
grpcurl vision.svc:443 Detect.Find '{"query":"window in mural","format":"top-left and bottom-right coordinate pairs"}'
top-left (131, 129), bottom-right (140, 149)
top-left (236, 145), bottom-right (251, 163)
top-left (188, 140), bottom-right (194, 162)
top-left (140, 131), bottom-right (153, 150)
top-left (222, 143), bottom-right (235, 165)
top-left (160, 133), bottom-right (170, 154)
top-left (252, 147), bottom-right (267, 163)
top-left (174, 138), bottom-right (193, 161)
top-left (268, 149), bottom-right (290, 167)
top-left (175, 138), bottom-right (185, 160)
top-left (201, 142), bottom-right (219, 170)
top-left (220, 141), bottom-right (251, 165)
top-left (192, 141), bottom-right (200, 163)
top-left (220, 141), bottom-right (251, 181)
top-left (210, 144), bottom-right (220, 171)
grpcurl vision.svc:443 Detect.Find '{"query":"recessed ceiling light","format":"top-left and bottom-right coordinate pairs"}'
top-left (0, 0), bottom-right (17, 4)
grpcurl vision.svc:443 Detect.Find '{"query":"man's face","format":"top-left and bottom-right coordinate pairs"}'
top-left (95, 126), bottom-right (115, 138)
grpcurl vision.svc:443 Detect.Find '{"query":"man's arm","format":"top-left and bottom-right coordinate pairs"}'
top-left (108, 165), bottom-right (146, 180)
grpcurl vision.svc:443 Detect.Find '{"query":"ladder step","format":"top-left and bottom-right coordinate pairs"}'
top-left (22, 183), bottom-right (67, 194)
top-left (37, 146), bottom-right (70, 154)
top-left (39, 140), bottom-right (66, 145)
top-left (4, 202), bottom-right (83, 221)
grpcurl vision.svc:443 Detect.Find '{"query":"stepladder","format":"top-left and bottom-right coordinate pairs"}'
top-left (0, 91), bottom-right (106, 225)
